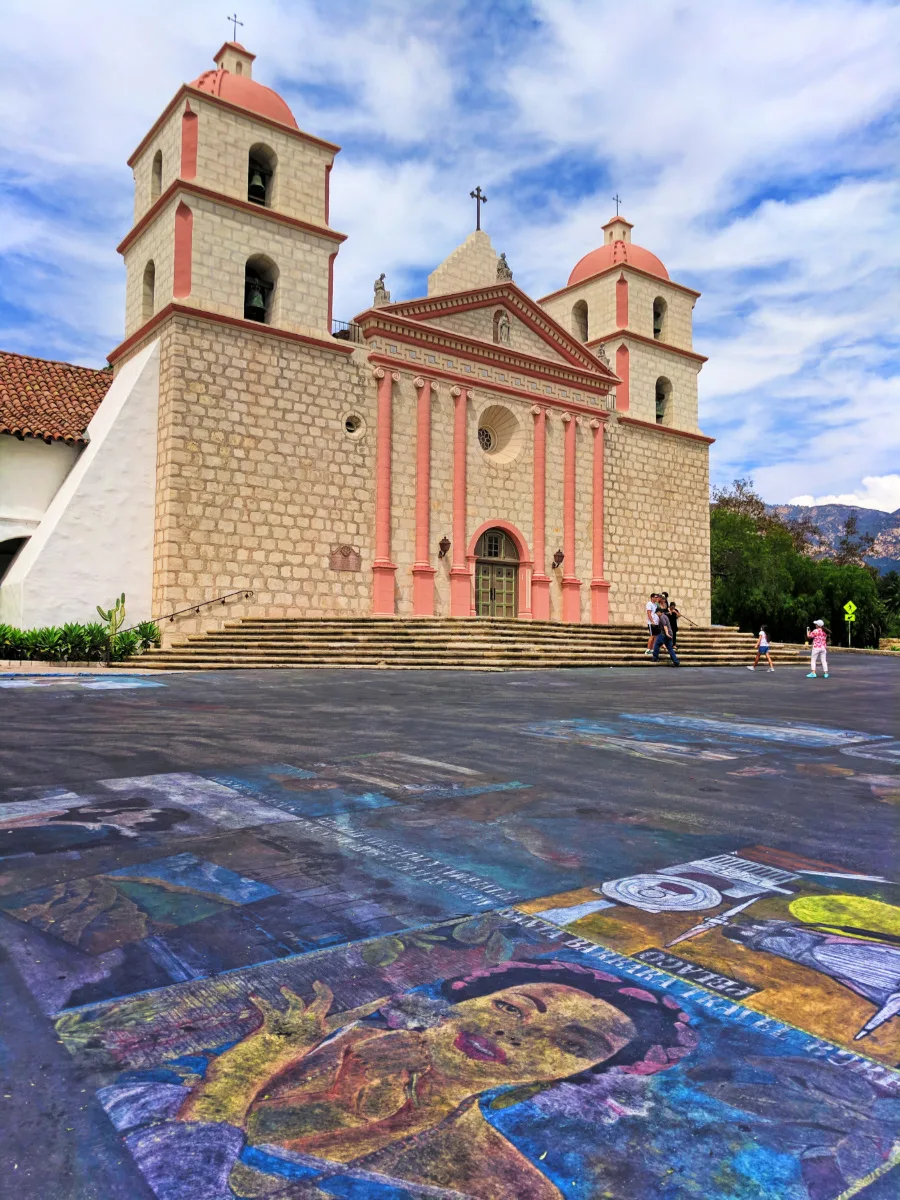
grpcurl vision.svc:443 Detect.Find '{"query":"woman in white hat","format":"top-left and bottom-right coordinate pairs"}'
top-left (805, 620), bottom-right (830, 678)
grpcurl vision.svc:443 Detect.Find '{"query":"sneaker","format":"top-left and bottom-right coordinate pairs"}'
top-left (824, 673), bottom-right (829, 678)
top-left (768, 668), bottom-right (775, 673)
top-left (806, 672), bottom-right (817, 678)
top-left (644, 649), bottom-right (653, 656)
top-left (747, 666), bottom-right (755, 671)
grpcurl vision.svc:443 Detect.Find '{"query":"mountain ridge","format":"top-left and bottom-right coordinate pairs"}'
top-left (768, 502), bottom-right (900, 574)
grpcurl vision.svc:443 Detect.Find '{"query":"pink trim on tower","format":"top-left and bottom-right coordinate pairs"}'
top-left (561, 413), bottom-right (582, 623)
top-left (372, 369), bottom-right (398, 614)
top-left (615, 344), bottom-right (630, 411)
top-left (412, 377), bottom-right (436, 616)
top-left (531, 405), bottom-right (550, 621)
top-left (616, 273), bottom-right (629, 329)
top-left (173, 201), bottom-right (193, 298)
top-left (180, 102), bottom-right (198, 180)
top-left (590, 419), bottom-right (610, 623)
top-left (449, 387), bottom-right (471, 617)
top-left (327, 252), bottom-right (337, 329)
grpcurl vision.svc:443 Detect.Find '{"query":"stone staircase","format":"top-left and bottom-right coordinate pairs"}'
top-left (124, 618), bottom-right (802, 671)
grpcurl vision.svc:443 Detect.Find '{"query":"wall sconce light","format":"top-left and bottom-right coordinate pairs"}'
top-left (438, 536), bottom-right (451, 559)
top-left (552, 549), bottom-right (565, 569)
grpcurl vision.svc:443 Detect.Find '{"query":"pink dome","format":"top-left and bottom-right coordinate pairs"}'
top-left (190, 68), bottom-right (298, 130)
top-left (568, 240), bottom-right (669, 286)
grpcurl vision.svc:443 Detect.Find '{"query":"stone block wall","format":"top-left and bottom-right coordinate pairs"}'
top-left (132, 108), bottom-right (183, 224)
top-left (541, 280), bottom-right (616, 344)
top-left (149, 313), bottom-right (375, 635)
top-left (604, 418), bottom-right (711, 625)
top-left (604, 336), bottom-right (700, 431)
top-left (123, 198), bottom-right (178, 338)
top-left (619, 271), bottom-right (695, 349)
top-left (185, 194), bottom-right (335, 336)
top-left (428, 232), bottom-right (499, 297)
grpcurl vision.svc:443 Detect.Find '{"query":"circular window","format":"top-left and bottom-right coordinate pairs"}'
top-left (475, 404), bottom-right (523, 465)
top-left (342, 412), bottom-right (364, 438)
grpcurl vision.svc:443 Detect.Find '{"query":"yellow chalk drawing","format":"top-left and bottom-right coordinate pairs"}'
top-left (789, 895), bottom-right (900, 941)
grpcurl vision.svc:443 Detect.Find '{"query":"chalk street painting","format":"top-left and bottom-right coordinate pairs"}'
top-left (524, 714), bottom-right (895, 765)
top-left (518, 845), bottom-right (900, 1065)
top-left (54, 910), bottom-right (900, 1200)
top-left (0, 674), bottom-right (165, 689)
top-left (1, 734), bottom-right (898, 1197)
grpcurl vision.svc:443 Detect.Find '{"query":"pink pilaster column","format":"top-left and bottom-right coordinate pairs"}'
top-left (530, 405), bottom-right (550, 621)
top-left (561, 412), bottom-right (582, 623)
top-left (449, 386), bottom-right (471, 617)
top-left (412, 376), bottom-right (436, 615)
top-left (590, 418), bottom-right (610, 623)
top-left (372, 368), bottom-right (398, 614)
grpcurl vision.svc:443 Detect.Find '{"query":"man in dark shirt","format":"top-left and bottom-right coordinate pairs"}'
top-left (652, 607), bottom-right (680, 666)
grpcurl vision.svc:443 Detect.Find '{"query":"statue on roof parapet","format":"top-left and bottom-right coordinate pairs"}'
top-left (373, 273), bottom-right (391, 307)
top-left (497, 252), bottom-right (513, 282)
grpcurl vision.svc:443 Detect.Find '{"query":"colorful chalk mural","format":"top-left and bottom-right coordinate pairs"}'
top-left (0, 674), bottom-right (165, 688)
top-left (0, 717), bottom-right (898, 1197)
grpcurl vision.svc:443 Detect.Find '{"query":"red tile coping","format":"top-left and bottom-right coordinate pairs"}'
top-left (0, 350), bottom-right (111, 443)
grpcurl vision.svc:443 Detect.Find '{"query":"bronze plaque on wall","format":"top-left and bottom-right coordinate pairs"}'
top-left (329, 545), bottom-right (362, 572)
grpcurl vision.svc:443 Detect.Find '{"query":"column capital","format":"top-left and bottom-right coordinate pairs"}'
top-left (391, 371), bottom-right (401, 382)
top-left (372, 366), bottom-right (385, 379)
top-left (451, 385), bottom-right (463, 397)
top-left (561, 411), bottom-right (573, 423)
top-left (531, 405), bottom-right (543, 416)
top-left (413, 376), bottom-right (426, 389)
top-left (590, 418), bottom-right (602, 429)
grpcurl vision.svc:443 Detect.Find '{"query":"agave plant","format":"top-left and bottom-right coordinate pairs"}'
top-left (83, 622), bottom-right (111, 661)
top-left (34, 626), bottom-right (65, 660)
top-left (62, 622), bottom-right (89, 661)
top-left (135, 620), bottom-right (161, 651)
top-left (112, 629), bottom-right (142, 660)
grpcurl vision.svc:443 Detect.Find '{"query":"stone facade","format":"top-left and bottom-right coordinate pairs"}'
top-left (104, 42), bottom-right (711, 638)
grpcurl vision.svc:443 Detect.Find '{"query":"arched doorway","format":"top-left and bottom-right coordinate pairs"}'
top-left (474, 527), bottom-right (519, 618)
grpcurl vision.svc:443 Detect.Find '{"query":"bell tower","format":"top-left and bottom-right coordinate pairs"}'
top-left (117, 43), bottom-right (345, 343)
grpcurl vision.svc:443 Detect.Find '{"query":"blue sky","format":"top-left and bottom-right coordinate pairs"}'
top-left (2, 0), bottom-right (899, 509)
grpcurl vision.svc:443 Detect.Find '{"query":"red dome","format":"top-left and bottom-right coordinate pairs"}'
top-left (568, 240), bottom-right (669, 286)
top-left (190, 68), bottom-right (298, 130)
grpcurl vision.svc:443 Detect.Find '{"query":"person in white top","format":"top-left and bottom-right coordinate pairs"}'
top-left (747, 625), bottom-right (774, 672)
top-left (645, 593), bottom-right (660, 656)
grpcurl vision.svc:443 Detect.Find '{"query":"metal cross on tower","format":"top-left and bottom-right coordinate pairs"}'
top-left (470, 186), bottom-right (488, 231)
top-left (612, 193), bottom-right (622, 216)
top-left (227, 12), bottom-right (244, 41)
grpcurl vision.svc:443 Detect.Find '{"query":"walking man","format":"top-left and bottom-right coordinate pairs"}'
top-left (652, 606), bottom-right (680, 666)
top-left (806, 620), bottom-right (830, 679)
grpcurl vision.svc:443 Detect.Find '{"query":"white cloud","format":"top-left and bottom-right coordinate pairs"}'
top-left (0, 0), bottom-right (897, 517)
top-left (789, 475), bottom-right (900, 513)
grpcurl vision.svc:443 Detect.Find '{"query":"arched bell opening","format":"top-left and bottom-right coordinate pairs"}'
top-left (248, 144), bottom-right (277, 207)
top-left (244, 254), bottom-right (278, 324)
top-left (150, 150), bottom-right (162, 203)
top-left (655, 376), bottom-right (673, 425)
top-left (572, 299), bottom-right (589, 343)
top-left (474, 527), bottom-right (519, 618)
top-left (653, 296), bottom-right (668, 341)
top-left (141, 260), bottom-right (156, 324)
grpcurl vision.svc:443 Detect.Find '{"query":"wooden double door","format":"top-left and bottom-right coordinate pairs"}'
top-left (474, 528), bottom-right (519, 618)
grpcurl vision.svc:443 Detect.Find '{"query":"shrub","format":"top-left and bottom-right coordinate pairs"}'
top-left (0, 619), bottom-right (152, 663)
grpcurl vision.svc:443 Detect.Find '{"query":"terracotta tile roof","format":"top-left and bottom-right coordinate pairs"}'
top-left (0, 350), bottom-right (112, 443)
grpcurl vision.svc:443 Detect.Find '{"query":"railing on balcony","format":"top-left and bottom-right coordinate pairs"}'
top-left (331, 319), bottom-right (363, 343)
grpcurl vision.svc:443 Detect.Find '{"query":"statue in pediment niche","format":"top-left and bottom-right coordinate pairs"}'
top-left (496, 252), bottom-right (513, 282)
top-left (373, 273), bottom-right (391, 307)
top-left (493, 310), bottom-right (511, 345)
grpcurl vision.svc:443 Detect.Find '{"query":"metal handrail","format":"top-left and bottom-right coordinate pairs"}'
top-left (120, 590), bottom-right (255, 636)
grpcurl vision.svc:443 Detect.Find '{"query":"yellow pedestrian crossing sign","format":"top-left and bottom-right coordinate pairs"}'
top-left (843, 601), bottom-right (857, 615)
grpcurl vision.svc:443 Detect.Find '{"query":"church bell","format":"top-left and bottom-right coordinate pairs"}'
top-left (244, 278), bottom-right (268, 322)
top-left (248, 166), bottom-right (267, 205)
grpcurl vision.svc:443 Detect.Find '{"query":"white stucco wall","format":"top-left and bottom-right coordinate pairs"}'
top-left (0, 341), bottom-right (160, 628)
top-left (0, 435), bottom-right (80, 542)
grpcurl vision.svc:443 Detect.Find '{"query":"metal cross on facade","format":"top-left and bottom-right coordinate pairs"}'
top-left (470, 186), bottom-right (488, 231)
top-left (612, 193), bottom-right (622, 216)
top-left (227, 12), bottom-right (244, 41)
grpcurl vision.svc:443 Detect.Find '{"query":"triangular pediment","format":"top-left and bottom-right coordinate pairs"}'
top-left (357, 283), bottom-right (614, 379)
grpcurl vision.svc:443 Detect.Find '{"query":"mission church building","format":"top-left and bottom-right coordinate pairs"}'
top-left (0, 41), bottom-right (712, 635)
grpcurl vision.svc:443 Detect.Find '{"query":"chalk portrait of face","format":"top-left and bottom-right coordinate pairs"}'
top-left (178, 961), bottom-right (696, 1199)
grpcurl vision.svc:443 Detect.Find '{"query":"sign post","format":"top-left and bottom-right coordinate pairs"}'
top-left (843, 600), bottom-right (857, 647)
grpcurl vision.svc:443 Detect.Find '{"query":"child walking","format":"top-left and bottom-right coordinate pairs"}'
top-left (747, 625), bottom-right (774, 672)
top-left (806, 620), bottom-right (830, 678)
